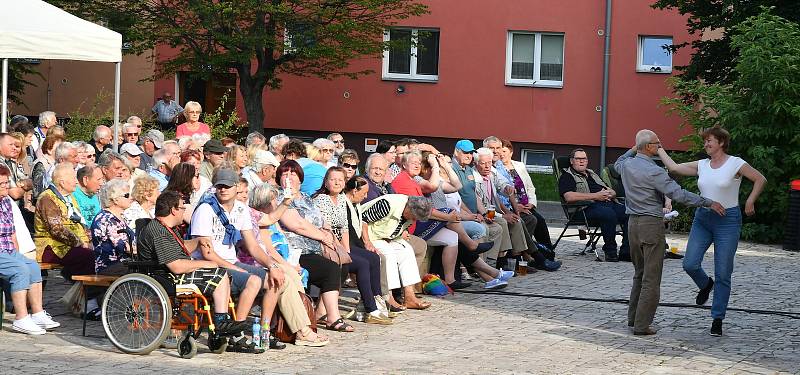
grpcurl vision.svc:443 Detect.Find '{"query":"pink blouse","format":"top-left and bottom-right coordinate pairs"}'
top-left (176, 122), bottom-right (211, 138)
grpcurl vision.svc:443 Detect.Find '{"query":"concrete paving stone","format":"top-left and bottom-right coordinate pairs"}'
top-left (2, 228), bottom-right (799, 373)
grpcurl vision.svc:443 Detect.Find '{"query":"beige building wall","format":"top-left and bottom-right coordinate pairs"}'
top-left (14, 52), bottom-right (156, 120)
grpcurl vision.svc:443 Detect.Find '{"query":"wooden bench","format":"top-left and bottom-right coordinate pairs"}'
top-left (71, 275), bottom-right (121, 336)
top-left (39, 263), bottom-right (63, 271)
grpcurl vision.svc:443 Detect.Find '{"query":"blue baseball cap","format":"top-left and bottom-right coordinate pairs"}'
top-left (455, 140), bottom-right (476, 153)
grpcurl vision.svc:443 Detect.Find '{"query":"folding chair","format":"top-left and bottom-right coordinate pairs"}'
top-left (551, 156), bottom-right (602, 260)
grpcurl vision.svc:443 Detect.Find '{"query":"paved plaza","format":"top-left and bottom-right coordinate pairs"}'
top-left (2, 229), bottom-right (799, 374)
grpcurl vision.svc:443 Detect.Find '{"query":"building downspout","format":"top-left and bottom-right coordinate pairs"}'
top-left (599, 0), bottom-right (612, 168)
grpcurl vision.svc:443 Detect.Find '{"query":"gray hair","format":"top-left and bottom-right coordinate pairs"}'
top-left (192, 133), bottom-right (210, 146)
top-left (152, 149), bottom-right (170, 167)
top-left (38, 111), bottom-right (56, 127)
top-left (475, 147), bottom-right (494, 160)
top-left (184, 101), bottom-right (202, 112)
top-left (126, 115), bottom-right (142, 125)
top-left (312, 138), bottom-right (334, 150)
top-left (635, 129), bottom-right (657, 151)
top-left (406, 196), bottom-right (432, 221)
top-left (327, 133), bottom-right (343, 141)
top-left (482, 136), bottom-right (502, 148)
top-left (401, 150), bottom-right (422, 165)
top-left (54, 141), bottom-right (77, 162)
top-left (269, 133), bottom-right (289, 153)
top-left (177, 136), bottom-right (194, 150)
top-left (98, 178), bottom-right (130, 209)
top-left (52, 162), bottom-right (76, 183)
top-left (92, 125), bottom-right (111, 141)
top-left (365, 153), bottom-right (386, 171)
top-left (123, 123), bottom-right (138, 132)
top-left (96, 149), bottom-right (125, 168)
top-left (249, 183), bottom-right (278, 211)
top-left (245, 132), bottom-right (266, 147)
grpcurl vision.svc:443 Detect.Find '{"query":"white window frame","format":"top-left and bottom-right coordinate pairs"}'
top-left (521, 149), bottom-right (554, 174)
top-left (382, 28), bottom-right (439, 82)
top-left (637, 35), bottom-right (673, 74)
top-left (505, 31), bottom-right (565, 88)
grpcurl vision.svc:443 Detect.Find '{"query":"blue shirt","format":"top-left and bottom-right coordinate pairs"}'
top-left (72, 187), bottom-right (101, 225)
top-left (297, 158), bottom-right (327, 196)
top-left (451, 159), bottom-right (478, 213)
top-left (149, 168), bottom-right (169, 191)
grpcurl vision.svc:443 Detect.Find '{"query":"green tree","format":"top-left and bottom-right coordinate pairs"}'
top-left (662, 9), bottom-right (800, 242)
top-left (49, 0), bottom-right (428, 134)
top-left (6, 61), bottom-right (39, 110)
top-left (652, 0), bottom-right (800, 84)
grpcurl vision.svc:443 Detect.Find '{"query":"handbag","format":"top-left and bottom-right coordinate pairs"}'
top-left (272, 291), bottom-right (316, 343)
top-left (322, 242), bottom-right (352, 265)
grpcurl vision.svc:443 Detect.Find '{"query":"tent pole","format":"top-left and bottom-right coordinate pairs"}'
top-left (112, 61), bottom-right (121, 151)
top-left (1, 58), bottom-right (8, 133)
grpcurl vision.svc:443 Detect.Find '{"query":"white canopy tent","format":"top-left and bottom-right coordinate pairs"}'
top-left (0, 0), bottom-right (123, 146)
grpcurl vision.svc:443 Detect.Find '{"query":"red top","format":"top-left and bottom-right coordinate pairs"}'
top-left (792, 180), bottom-right (800, 191)
top-left (391, 170), bottom-right (423, 233)
top-left (176, 122), bottom-right (211, 138)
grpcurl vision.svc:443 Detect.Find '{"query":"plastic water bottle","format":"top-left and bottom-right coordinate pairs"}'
top-left (252, 318), bottom-right (261, 349)
top-left (260, 320), bottom-right (270, 350)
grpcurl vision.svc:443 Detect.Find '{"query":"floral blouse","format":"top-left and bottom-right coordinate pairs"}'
top-left (282, 190), bottom-right (325, 256)
top-left (312, 193), bottom-right (348, 241)
top-left (90, 210), bottom-right (134, 273)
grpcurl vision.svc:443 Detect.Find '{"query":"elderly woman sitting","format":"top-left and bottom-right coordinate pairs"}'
top-left (124, 175), bottom-right (160, 230)
top-left (34, 163), bottom-right (94, 279)
top-left (241, 181), bottom-right (330, 347)
top-left (0, 165), bottom-right (60, 335)
top-left (361, 194), bottom-right (432, 310)
top-left (275, 160), bottom-right (355, 332)
top-left (91, 179), bottom-right (135, 275)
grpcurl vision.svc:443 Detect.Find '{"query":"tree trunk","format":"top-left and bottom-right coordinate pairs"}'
top-left (237, 67), bottom-right (267, 135)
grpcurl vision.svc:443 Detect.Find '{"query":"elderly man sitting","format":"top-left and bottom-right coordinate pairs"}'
top-left (364, 153), bottom-right (395, 202)
top-left (242, 149), bottom-right (279, 191)
top-left (558, 148), bottom-right (629, 262)
top-left (89, 125), bottom-right (113, 156)
top-left (0, 164), bottom-right (60, 335)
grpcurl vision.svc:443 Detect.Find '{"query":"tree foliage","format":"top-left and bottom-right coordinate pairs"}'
top-left (5, 61), bottom-right (40, 110)
top-left (652, 0), bottom-right (800, 84)
top-left (661, 10), bottom-right (800, 242)
top-left (49, 0), bottom-right (428, 134)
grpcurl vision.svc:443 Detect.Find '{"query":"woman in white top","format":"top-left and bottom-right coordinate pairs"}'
top-left (658, 125), bottom-right (766, 336)
top-left (124, 175), bottom-right (160, 230)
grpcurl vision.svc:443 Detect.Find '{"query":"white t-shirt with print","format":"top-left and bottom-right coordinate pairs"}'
top-left (190, 200), bottom-right (253, 263)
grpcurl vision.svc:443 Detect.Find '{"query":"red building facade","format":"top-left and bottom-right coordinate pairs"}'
top-left (155, 0), bottom-right (692, 168)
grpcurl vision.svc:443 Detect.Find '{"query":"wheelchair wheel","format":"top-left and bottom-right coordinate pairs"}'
top-left (102, 273), bottom-right (172, 355)
top-left (177, 334), bottom-right (198, 359)
top-left (208, 334), bottom-right (228, 354)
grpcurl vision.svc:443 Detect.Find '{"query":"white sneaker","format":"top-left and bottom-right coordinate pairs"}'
top-left (484, 278), bottom-right (508, 290)
top-left (498, 270), bottom-right (514, 282)
top-left (12, 315), bottom-right (46, 335)
top-left (31, 311), bottom-right (61, 329)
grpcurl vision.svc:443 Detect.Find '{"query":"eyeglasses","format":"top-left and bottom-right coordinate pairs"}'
top-left (126, 133), bottom-right (139, 136)
top-left (186, 111), bottom-right (201, 114)
top-left (341, 162), bottom-right (357, 169)
top-left (120, 193), bottom-right (130, 199)
top-left (322, 149), bottom-right (334, 153)
top-left (332, 140), bottom-right (344, 144)
top-left (87, 154), bottom-right (96, 158)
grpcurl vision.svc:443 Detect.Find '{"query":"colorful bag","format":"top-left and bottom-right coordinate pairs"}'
top-left (421, 274), bottom-right (453, 296)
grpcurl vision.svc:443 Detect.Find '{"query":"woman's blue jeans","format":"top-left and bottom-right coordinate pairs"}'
top-left (683, 207), bottom-right (742, 320)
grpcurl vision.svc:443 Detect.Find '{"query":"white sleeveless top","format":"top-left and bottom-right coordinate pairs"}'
top-left (697, 156), bottom-right (746, 209)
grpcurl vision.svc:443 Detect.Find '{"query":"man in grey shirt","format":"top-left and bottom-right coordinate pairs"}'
top-left (151, 92), bottom-right (183, 130)
top-left (615, 129), bottom-right (725, 336)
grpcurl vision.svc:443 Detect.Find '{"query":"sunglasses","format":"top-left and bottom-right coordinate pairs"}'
top-left (87, 154), bottom-right (96, 158)
top-left (322, 149), bottom-right (334, 153)
top-left (341, 162), bottom-right (357, 169)
top-left (118, 193), bottom-right (130, 199)
top-left (126, 133), bottom-right (139, 136)
top-left (333, 140), bottom-right (344, 144)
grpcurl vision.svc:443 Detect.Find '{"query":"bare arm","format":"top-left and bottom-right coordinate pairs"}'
top-left (165, 258), bottom-right (219, 274)
top-left (657, 148), bottom-right (699, 176)
top-left (278, 208), bottom-right (334, 247)
top-left (563, 191), bottom-right (601, 203)
top-left (256, 196), bottom-right (292, 227)
top-left (740, 163), bottom-right (767, 216)
top-left (194, 235), bottom-right (245, 272)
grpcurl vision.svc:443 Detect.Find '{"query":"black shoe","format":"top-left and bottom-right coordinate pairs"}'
top-left (605, 252), bottom-right (619, 262)
top-left (633, 326), bottom-right (658, 336)
top-left (665, 251), bottom-right (684, 259)
top-left (473, 241), bottom-right (494, 254)
top-left (447, 280), bottom-right (472, 290)
top-left (226, 336), bottom-right (265, 354)
top-left (696, 277), bottom-right (714, 305)
top-left (710, 318), bottom-right (723, 336)
top-left (269, 334), bottom-right (286, 349)
top-left (215, 319), bottom-right (250, 337)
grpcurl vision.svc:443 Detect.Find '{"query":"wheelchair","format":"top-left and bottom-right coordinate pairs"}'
top-left (101, 219), bottom-right (236, 359)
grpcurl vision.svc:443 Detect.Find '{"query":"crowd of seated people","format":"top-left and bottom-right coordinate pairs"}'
top-left (2, 111), bottom-right (603, 356)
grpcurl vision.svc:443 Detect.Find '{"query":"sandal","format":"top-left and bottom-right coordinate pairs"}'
top-left (404, 300), bottom-right (432, 310)
top-left (388, 303), bottom-right (406, 312)
top-left (325, 318), bottom-right (355, 332)
top-left (295, 331), bottom-right (330, 347)
top-left (316, 315), bottom-right (327, 326)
